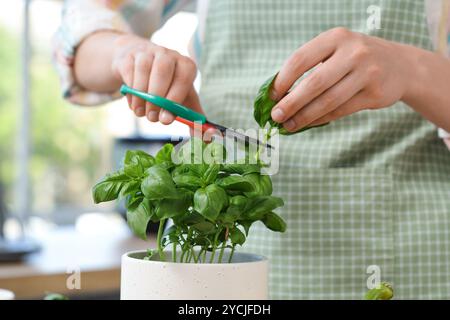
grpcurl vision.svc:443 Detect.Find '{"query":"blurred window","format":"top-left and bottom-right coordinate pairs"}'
top-left (0, 1), bottom-right (197, 226)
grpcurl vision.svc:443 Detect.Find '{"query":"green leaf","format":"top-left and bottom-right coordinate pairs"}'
top-left (155, 143), bottom-right (174, 169)
top-left (123, 150), bottom-right (155, 177)
top-left (238, 220), bottom-right (253, 236)
top-left (191, 221), bottom-right (216, 234)
top-left (92, 170), bottom-right (130, 204)
top-left (229, 227), bottom-right (246, 246)
top-left (220, 205), bottom-right (241, 226)
top-left (125, 193), bottom-right (144, 211)
top-left (126, 199), bottom-right (153, 240)
top-left (173, 211), bottom-right (204, 226)
top-left (175, 137), bottom-right (206, 165)
top-left (203, 164), bottom-right (220, 185)
top-left (253, 73), bottom-right (329, 134)
top-left (253, 73), bottom-right (278, 128)
top-left (244, 196), bottom-right (284, 221)
top-left (194, 184), bottom-right (228, 222)
top-left (365, 282), bottom-right (394, 300)
top-left (154, 189), bottom-right (192, 219)
top-left (262, 212), bottom-right (286, 232)
top-left (243, 173), bottom-right (273, 197)
top-left (216, 175), bottom-right (255, 192)
top-left (120, 180), bottom-right (141, 198)
top-left (229, 195), bottom-right (248, 211)
top-left (173, 175), bottom-right (203, 190)
top-left (221, 163), bottom-right (260, 175)
top-left (141, 165), bottom-right (178, 200)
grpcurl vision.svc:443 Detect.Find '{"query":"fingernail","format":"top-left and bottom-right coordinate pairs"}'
top-left (147, 110), bottom-right (159, 121)
top-left (135, 107), bottom-right (145, 117)
top-left (284, 119), bottom-right (296, 131)
top-left (272, 108), bottom-right (285, 122)
top-left (160, 110), bottom-right (173, 123)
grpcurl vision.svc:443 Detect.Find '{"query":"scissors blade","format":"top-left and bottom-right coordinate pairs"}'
top-left (207, 121), bottom-right (274, 150)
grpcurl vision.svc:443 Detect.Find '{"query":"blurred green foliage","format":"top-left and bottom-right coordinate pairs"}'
top-left (0, 26), bottom-right (108, 219)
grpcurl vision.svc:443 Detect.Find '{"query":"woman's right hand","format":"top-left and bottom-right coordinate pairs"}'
top-left (111, 34), bottom-right (202, 124)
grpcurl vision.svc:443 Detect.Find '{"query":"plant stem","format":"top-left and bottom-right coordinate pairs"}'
top-left (218, 243), bottom-right (226, 263)
top-left (255, 129), bottom-right (272, 163)
top-left (190, 247), bottom-right (197, 263)
top-left (180, 248), bottom-right (186, 263)
top-left (157, 219), bottom-right (166, 261)
top-left (197, 248), bottom-right (204, 263)
top-left (209, 231), bottom-right (221, 263)
top-left (228, 245), bottom-right (236, 263)
top-left (172, 242), bottom-right (177, 262)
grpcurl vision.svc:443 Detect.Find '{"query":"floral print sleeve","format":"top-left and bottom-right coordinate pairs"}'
top-left (53, 0), bottom-right (193, 106)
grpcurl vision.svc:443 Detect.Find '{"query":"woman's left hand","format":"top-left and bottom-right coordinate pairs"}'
top-left (270, 27), bottom-right (414, 132)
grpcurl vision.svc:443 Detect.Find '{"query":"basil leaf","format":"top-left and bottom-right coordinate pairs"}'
top-left (125, 193), bottom-right (144, 211)
top-left (262, 212), bottom-right (286, 232)
top-left (123, 150), bottom-right (155, 177)
top-left (243, 173), bottom-right (273, 197)
top-left (221, 164), bottom-right (260, 175)
top-left (216, 175), bottom-right (255, 192)
top-left (254, 73), bottom-right (278, 128)
top-left (365, 282), bottom-right (394, 300)
top-left (243, 196), bottom-right (284, 221)
top-left (191, 221), bottom-right (216, 234)
top-left (126, 199), bottom-right (153, 240)
top-left (229, 195), bottom-right (248, 211)
top-left (194, 184), bottom-right (228, 222)
top-left (141, 165), bottom-right (177, 200)
top-left (173, 211), bottom-right (204, 226)
top-left (203, 164), bottom-right (220, 185)
top-left (173, 175), bottom-right (204, 191)
top-left (92, 170), bottom-right (130, 204)
top-left (155, 143), bottom-right (174, 169)
top-left (120, 180), bottom-right (141, 198)
top-left (254, 73), bottom-right (329, 134)
top-left (154, 189), bottom-right (192, 219)
top-left (229, 227), bottom-right (246, 246)
top-left (238, 220), bottom-right (253, 236)
top-left (220, 205), bottom-right (241, 226)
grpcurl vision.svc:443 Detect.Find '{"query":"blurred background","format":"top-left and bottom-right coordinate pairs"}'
top-left (0, 0), bottom-right (196, 299)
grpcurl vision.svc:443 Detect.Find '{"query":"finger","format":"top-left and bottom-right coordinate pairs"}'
top-left (160, 57), bottom-right (197, 124)
top-left (272, 48), bottom-right (354, 124)
top-left (282, 71), bottom-right (364, 132)
top-left (307, 91), bottom-right (370, 127)
top-left (146, 51), bottom-right (176, 122)
top-left (183, 87), bottom-right (204, 115)
top-left (116, 54), bottom-right (134, 109)
top-left (271, 27), bottom-right (350, 101)
top-left (131, 52), bottom-right (153, 117)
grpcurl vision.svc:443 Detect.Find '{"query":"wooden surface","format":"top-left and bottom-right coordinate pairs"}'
top-left (0, 225), bottom-right (154, 299)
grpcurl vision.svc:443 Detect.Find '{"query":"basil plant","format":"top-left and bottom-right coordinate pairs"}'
top-left (93, 138), bottom-right (286, 263)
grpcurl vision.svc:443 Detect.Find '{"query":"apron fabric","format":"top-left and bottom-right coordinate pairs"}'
top-left (199, 0), bottom-right (450, 299)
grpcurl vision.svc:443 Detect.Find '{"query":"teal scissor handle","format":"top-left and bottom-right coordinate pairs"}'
top-left (120, 84), bottom-right (207, 124)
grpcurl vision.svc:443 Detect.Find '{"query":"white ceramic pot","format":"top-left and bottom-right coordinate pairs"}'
top-left (121, 250), bottom-right (268, 300)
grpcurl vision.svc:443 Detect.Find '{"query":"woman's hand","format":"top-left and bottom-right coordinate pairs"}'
top-left (111, 34), bottom-right (202, 124)
top-left (270, 27), bottom-right (415, 132)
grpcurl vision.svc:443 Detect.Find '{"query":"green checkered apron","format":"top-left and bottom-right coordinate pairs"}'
top-left (199, 0), bottom-right (450, 299)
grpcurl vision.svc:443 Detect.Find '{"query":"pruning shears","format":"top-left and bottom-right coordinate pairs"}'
top-left (120, 85), bottom-right (273, 149)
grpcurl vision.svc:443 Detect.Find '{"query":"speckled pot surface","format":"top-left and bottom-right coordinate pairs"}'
top-left (121, 250), bottom-right (268, 300)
